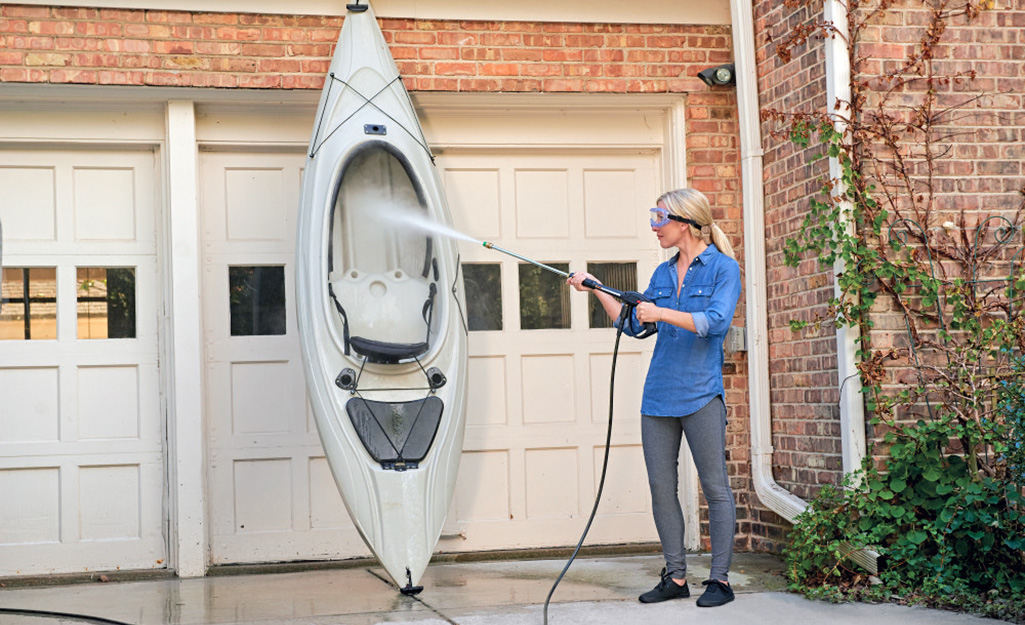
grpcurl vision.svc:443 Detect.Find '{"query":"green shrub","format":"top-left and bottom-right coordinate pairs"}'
top-left (785, 409), bottom-right (1025, 621)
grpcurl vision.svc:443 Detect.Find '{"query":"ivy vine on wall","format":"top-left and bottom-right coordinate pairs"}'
top-left (763, 0), bottom-right (1025, 621)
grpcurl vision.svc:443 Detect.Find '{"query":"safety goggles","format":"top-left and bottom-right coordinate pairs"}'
top-left (649, 207), bottom-right (700, 229)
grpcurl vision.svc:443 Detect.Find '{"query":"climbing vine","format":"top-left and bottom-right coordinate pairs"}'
top-left (763, 0), bottom-right (1025, 621)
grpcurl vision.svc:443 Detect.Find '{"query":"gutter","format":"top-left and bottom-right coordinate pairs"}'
top-left (731, 0), bottom-right (876, 572)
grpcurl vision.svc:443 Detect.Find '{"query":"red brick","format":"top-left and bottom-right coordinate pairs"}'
top-left (502, 48), bottom-right (544, 62)
top-left (543, 49), bottom-right (582, 62)
top-left (238, 73), bottom-right (281, 88)
top-left (261, 27), bottom-right (305, 42)
top-left (0, 50), bottom-right (25, 64)
top-left (257, 58), bottom-right (301, 73)
top-left (3, 6), bottom-right (49, 18)
top-left (521, 63), bottom-right (562, 77)
top-left (435, 62), bottom-right (476, 76)
top-left (584, 78), bottom-right (627, 92)
top-left (154, 40), bottom-right (194, 54)
top-left (565, 34), bottom-right (605, 47)
top-left (281, 74), bottom-right (323, 89)
top-left (215, 26), bottom-right (261, 41)
top-left (27, 20), bottom-right (76, 36)
top-left (194, 12), bottom-right (238, 25)
top-left (415, 76), bottom-right (460, 90)
top-left (25, 52), bottom-right (69, 66)
top-left (438, 31), bottom-right (476, 46)
top-left (394, 30), bottom-right (435, 45)
top-left (0, 19), bottom-right (30, 34)
top-left (480, 62), bottom-right (521, 76)
top-left (542, 78), bottom-right (585, 91)
top-left (97, 69), bottom-right (144, 85)
top-left (105, 9), bottom-right (148, 22)
top-left (496, 78), bottom-right (541, 91)
top-left (564, 64), bottom-right (603, 77)
top-left (582, 48), bottom-right (624, 63)
top-left (418, 46), bottom-right (459, 60)
top-left (239, 43), bottom-right (286, 57)
top-left (6, 36), bottom-right (55, 50)
top-left (50, 68), bottom-right (98, 83)
top-left (191, 72), bottom-right (240, 88)
top-left (480, 32), bottom-right (522, 46)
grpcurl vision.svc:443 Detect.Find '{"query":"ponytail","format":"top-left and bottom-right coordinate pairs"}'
top-left (710, 223), bottom-right (734, 259)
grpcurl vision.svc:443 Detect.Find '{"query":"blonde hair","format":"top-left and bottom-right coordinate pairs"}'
top-left (657, 188), bottom-right (735, 260)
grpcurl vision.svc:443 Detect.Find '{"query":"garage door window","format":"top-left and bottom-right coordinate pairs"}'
top-left (229, 266), bottom-right (286, 336)
top-left (519, 262), bottom-right (570, 330)
top-left (462, 263), bottom-right (502, 331)
top-left (77, 267), bottom-right (136, 339)
top-left (1, 267), bottom-right (57, 340)
top-left (587, 262), bottom-right (638, 329)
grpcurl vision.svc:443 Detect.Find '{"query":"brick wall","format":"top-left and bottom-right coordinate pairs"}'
top-left (751, 0), bottom-right (839, 552)
top-left (0, 5), bottom-right (735, 93)
top-left (750, 0), bottom-right (1025, 552)
top-left (855, 2), bottom-right (1025, 461)
top-left (1, 4), bottom-right (756, 552)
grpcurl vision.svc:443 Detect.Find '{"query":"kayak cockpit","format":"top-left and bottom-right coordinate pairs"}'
top-left (327, 141), bottom-right (441, 364)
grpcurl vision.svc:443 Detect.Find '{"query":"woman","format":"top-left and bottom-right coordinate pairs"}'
top-left (568, 188), bottom-right (741, 608)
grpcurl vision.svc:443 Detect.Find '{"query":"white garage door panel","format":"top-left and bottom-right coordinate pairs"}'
top-left (200, 150), bottom-right (372, 565)
top-left (0, 148), bottom-right (165, 576)
top-left (436, 150), bottom-right (662, 552)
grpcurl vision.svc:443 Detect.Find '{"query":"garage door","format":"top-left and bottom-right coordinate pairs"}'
top-left (437, 150), bottom-right (662, 551)
top-left (198, 105), bottom-right (671, 565)
top-left (0, 148), bottom-right (165, 575)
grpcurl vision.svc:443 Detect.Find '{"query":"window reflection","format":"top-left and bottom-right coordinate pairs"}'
top-left (587, 262), bottom-right (638, 329)
top-left (462, 263), bottom-right (502, 331)
top-left (1, 267), bottom-right (58, 340)
top-left (229, 266), bottom-right (286, 336)
top-left (77, 267), bottom-right (136, 339)
top-left (519, 262), bottom-right (570, 330)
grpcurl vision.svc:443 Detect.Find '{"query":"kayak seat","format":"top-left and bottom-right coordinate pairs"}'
top-left (350, 336), bottom-right (428, 364)
top-left (329, 268), bottom-right (438, 364)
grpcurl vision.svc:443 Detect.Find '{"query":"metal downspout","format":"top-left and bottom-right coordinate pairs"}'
top-left (824, 0), bottom-right (868, 480)
top-left (729, 0), bottom-right (809, 522)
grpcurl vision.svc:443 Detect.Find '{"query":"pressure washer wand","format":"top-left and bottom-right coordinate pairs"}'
top-left (481, 241), bottom-right (656, 337)
top-left (482, 241), bottom-right (626, 301)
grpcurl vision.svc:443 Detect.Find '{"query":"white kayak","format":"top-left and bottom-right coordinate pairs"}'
top-left (296, 0), bottom-right (469, 593)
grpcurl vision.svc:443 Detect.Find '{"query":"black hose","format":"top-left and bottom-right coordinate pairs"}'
top-left (542, 309), bottom-right (629, 625)
top-left (0, 608), bottom-right (134, 625)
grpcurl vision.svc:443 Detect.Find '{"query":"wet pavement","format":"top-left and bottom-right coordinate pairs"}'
top-left (0, 553), bottom-right (1005, 624)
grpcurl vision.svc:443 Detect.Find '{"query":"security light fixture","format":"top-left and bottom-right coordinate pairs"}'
top-left (698, 64), bottom-right (736, 87)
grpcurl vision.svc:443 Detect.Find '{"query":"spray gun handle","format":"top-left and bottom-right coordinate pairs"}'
top-left (617, 291), bottom-right (657, 338)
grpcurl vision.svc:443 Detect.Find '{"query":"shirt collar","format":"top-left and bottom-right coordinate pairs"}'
top-left (670, 244), bottom-right (718, 266)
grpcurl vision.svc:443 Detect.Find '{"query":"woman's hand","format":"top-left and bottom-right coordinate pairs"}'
top-left (636, 301), bottom-right (662, 324)
top-left (566, 272), bottom-right (601, 292)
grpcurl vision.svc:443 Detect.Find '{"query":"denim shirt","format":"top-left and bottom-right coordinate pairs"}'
top-left (621, 244), bottom-right (741, 417)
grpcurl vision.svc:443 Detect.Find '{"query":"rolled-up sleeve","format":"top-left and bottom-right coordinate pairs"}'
top-left (694, 261), bottom-right (741, 338)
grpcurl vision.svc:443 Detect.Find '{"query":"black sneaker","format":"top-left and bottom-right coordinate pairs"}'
top-left (696, 579), bottom-right (734, 607)
top-left (638, 568), bottom-right (690, 603)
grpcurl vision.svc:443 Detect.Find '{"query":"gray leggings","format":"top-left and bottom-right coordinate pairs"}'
top-left (641, 397), bottom-right (735, 582)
